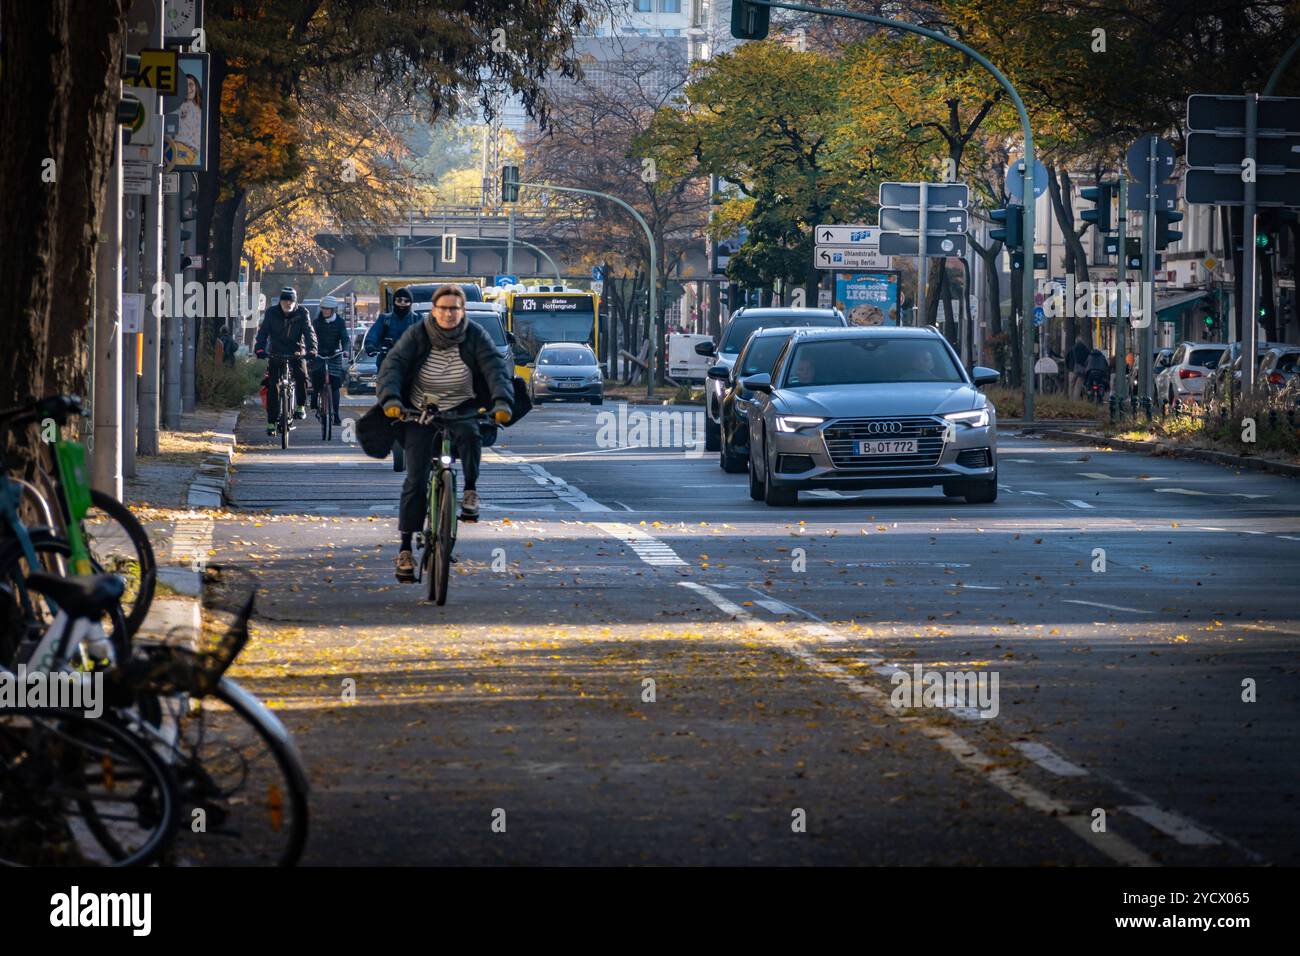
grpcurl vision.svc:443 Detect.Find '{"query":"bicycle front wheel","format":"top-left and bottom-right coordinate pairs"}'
top-left (429, 470), bottom-right (454, 605)
top-left (84, 490), bottom-right (157, 639)
top-left (320, 381), bottom-right (332, 441)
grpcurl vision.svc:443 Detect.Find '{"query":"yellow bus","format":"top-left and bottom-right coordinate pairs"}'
top-left (502, 288), bottom-right (600, 379)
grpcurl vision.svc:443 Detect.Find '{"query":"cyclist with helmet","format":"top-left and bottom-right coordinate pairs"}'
top-left (255, 287), bottom-right (317, 437)
top-left (310, 295), bottom-right (350, 426)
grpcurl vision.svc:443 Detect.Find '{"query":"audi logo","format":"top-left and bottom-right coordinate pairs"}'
top-left (864, 421), bottom-right (904, 434)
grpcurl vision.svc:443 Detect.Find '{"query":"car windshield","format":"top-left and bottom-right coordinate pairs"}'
top-left (721, 314), bottom-right (841, 354)
top-left (539, 348), bottom-right (595, 366)
top-left (1189, 348), bottom-right (1224, 368)
top-left (739, 336), bottom-right (789, 377)
top-left (467, 309), bottom-right (506, 346)
top-left (1276, 352), bottom-right (1300, 373)
top-left (782, 337), bottom-right (963, 387)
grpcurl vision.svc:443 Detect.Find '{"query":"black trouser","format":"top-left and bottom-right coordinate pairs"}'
top-left (309, 361), bottom-right (343, 417)
top-left (267, 356), bottom-right (308, 422)
top-left (398, 401), bottom-right (482, 534)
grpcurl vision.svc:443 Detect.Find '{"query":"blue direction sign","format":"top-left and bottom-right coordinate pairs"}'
top-left (1005, 159), bottom-right (1048, 200)
top-left (495, 274), bottom-right (518, 286)
top-left (1033, 305), bottom-right (1046, 326)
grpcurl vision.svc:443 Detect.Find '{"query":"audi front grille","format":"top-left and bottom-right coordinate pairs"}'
top-left (821, 416), bottom-right (947, 469)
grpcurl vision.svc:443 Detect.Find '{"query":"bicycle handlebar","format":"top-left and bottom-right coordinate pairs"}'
top-left (399, 406), bottom-right (494, 426)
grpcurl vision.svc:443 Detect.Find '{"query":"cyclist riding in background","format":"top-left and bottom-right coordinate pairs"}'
top-left (363, 286), bottom-right (419, 367)
top-left (376, 284), bottom-right (513, 583)
top-left (255, 287), bottom-right (318, 437)
top-left (310, 295), bottom-right (350, 426)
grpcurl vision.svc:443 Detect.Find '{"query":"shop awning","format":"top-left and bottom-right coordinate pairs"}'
top-left (1155, 289), bottom-right (1209, 321)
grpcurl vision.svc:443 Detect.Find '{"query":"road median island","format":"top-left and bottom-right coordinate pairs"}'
top-left (1027, 426), bottom-right (1300, 479)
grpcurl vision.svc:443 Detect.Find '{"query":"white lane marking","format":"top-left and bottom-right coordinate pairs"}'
top-left (592, 522), bottom-right (687, 566)
top-left (1004, 458), bottom-right (1034, 463)
top-left (679, 582), bottom-right (1153, 867)
top-left (806, 489), bottom-right (847, 499)
top-left (515, 462), bottom-right (611, 512)
top-left (1020, 490), bottom-right (1048, 496)
top-left (1155, 488), bottom-right (1269, 499)
top-left (1120, 805), bottom-right (1221, 847)
top-left (998, 484), bottom-right (1013, 491)
top-left (1198, 526), bottom-right (1228, 532)
top-left (614, 502), bottom-right (634, 512)
top-left (1078, 472), bottom-right (1168, 481)
top-left (1240, 530), bottom-right (1266, 535)
top-left (960, 584), bottom-right (1003, 590)
top-left (1063, 599), bottom-right (1153, 614)
top-left (755, 598), bottom-right (795, 615)
top-left (1276, 535), bottom-right (1300, 541)
top-left (1012, 742), bottom-right (1090, 777)
top-left (1066, 499), bottom-right (1096, 509)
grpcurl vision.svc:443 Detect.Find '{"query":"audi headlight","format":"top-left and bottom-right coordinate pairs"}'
top-left (775, 415), bottom-right (825, 433)
top-left (944, 408), bottom-right (990, 428)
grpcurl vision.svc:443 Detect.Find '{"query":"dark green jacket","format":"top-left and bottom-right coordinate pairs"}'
top-left (376, 318), bottom-right (512, 413)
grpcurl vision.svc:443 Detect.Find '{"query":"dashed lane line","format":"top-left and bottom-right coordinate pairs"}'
top-left (1120, 805), bottom-right (1221, 847)
top-left (591, 522), bottom-right (687, 567)
top-left (1062, 599), bottom-right (1153, 614)
top-left (678, 581), bottom-right (1154, 867)
top-left (1011, 742), bottom-right (1090, 777)
top-left (1066, 499), bottom-right (1096, 509)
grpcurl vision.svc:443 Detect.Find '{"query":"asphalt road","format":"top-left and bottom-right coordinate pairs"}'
top-left (212, 393), bottom-right (1300, 865)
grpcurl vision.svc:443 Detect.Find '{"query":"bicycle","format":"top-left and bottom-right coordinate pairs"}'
top-left (400, 402), bottom-right (491, 605)
top-left (269, 352), bottom-right (304, 449)
top-left (0, 395), bottom-right (156, 639)
top-left (312, 349), bottom-right (346, 442)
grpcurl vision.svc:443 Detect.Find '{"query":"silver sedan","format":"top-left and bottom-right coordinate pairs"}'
top-left (743, 327), bottom-right (1000, 505)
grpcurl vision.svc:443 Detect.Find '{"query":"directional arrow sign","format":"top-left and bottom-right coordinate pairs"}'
top-left (815, 245), bottom-right (889, 270)
top-left (815, 225), bottom-right (880, 245)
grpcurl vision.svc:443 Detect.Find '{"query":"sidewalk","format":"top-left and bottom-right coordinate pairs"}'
top-left (123, 406), bottom-right (239, 644)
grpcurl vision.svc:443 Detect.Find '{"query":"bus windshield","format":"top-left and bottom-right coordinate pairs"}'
top-left (510, 294), bottom-right (596, 358)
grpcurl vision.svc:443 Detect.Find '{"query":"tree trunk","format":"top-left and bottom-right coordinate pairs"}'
top-left (0, 0), bottom-right (127, 467)
top-left (1047, 165), bottom-right (1092, 347)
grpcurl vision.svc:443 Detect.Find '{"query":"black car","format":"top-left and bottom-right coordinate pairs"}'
top-left (697, 307), bottom-right (847, 451)
top-left (1205, 341), bottom-right (1276, 404)
top-left (717, 327), bottom-right (804, 473)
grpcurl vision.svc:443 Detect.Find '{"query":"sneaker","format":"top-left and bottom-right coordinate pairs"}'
top-left (460, 489), bottom-right (480, 521)
top-left (266, 423), bottom-right (276, 436)
top-left (394, 550), bottom-right (415, 583)
top-left (294, 405), bottom-right (307, 420)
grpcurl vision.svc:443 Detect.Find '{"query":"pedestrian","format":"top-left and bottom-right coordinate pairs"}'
top-left (217, 325), bottom-right (238, 366)
top-left (1069, 335), bottom-right (1089, 399)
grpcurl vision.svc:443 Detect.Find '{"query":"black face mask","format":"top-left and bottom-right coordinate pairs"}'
top-left (393, 301), bottom-right (411, 315)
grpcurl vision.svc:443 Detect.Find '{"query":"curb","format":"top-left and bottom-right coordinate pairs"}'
top-left (1030, 427), bottom-right (1300, 479)
top-left (185, 409), bottom-right (240, 508)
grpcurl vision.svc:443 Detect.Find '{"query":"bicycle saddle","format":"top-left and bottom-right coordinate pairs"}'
top-left (26, 572), bottom-right (125, 618)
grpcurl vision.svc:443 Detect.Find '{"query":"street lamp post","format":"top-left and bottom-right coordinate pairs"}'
top-left (750, 0), bottom-right (1039, 419)
top-left (516, 180), bottom-right (659, 398)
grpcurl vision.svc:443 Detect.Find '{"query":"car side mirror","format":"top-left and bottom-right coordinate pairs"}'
top-left (971, 366), bottom-right (1000, 387)
top-left (741, 373), bottom-right (772, 393)
top-left (695, 341), bottom-right (717, 357)
top-left (706, 366), bottom-right (730, 380)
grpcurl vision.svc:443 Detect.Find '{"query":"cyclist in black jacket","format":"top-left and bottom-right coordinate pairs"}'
top-left (255, 288), bottom-right (318, 437)
top-left (310, 295), bottom-right (350, 426)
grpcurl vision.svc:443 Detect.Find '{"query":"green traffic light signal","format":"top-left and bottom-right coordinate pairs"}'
top-left (1257, 233), bottom-right (1272, 249)
top-left (731, 0), bottom-right (771, 39)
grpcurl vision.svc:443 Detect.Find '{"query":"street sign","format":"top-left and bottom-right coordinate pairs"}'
top-left (1005, 158), bottom-right (1048, 200)
top-left (440, 233), bottom-right (457, 264)
top-left (814, 224), bottom-right (880, 245)
top-left (123, 160), bottom-right (154, 196)
top-left (1187, 93), bottom-right (1300, 133)
top-left (1128, 180), bottom-right (1178, 213)
top-left (1033, 305), bottom-right (1045, 326)
top-left (879, 182), bottom-right (968, 209)
top-left (495, 274), bottom-right (517, 286)
top-left (877, 232), bottom-right (968, 258)
top-left (817, 289), bottom-right (832, 308)
top-left (162, 172), bottom-right (179, 194)
top-left (1184, 94), bottom-right (1300, 207)
top-left (1186, 169), bottom-right (1300, 206)
top-left (129, 48), bottom-right (179, 94)
top-left (164, 0), bottom-right (204, 46)
top-left (122, 293), bottom-right (146, 333)
top-left (1126, 135), bottom-right (1175, 185)
top-left (592, 265), bottom-right (605, 280)
top-left (591, 280), bottom-right (604, 295)
top-left (1187, 132), bottom-right (1300, 170)
top-left (815, 245), bottom-right (890, 270)
top-left (879, 207), bottom-right (969, 235)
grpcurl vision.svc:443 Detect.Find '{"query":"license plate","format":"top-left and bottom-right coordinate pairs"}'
top-left (555, 383), bottom-right (581, 389)
top-left (856, 439), bottom-right (917, 455)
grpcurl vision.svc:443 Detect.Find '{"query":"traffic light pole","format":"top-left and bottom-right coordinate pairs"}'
top-left (1141, 140), bottom-right (1158, 420)
top-left (749, 0), bottom-right (1038, 419)
top-left (916, 182), bottom-right (927, 326)
top-left (515, 180), bottom-right (659, 398)
top-left (1242, 95), bottom-right (1260, 397)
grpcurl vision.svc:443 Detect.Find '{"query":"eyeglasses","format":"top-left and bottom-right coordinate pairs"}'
top-left (433, 305), bottom-right (464, 313)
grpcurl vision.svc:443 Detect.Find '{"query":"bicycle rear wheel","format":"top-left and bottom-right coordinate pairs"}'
top-left (0, 709), bottom-right (178, 866)
top-left (320, 375), bottom-right (332, 441)
top-left (429, 470), bottom-right (454, 606)
top-left (83, 490), bottom-right (156, 639)
top-left (159, 677), bottom-right (309, 866)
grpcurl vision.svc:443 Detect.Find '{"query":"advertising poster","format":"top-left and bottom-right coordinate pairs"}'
top-left (162, 53), bottom-right (209, 171)
top-left (834, 272), bottom-right (899, 326)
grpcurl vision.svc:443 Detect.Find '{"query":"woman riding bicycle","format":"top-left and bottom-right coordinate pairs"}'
top-left (309, 295), bottom-right (350, 426)
top-left (376, 284), bottom-right (512, 583)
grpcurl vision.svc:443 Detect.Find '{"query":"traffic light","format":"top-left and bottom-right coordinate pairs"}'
top-left (1080, 182), bottom-right (1114, 233)
top-left (501, 165), bottom-right (520, 203)
top-left (990, 204), bottom-right (1023, 252)
top-left (1155, 209), bottom-right (1183, 250)
top-left (730, 0), bottom-right (771, 40)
